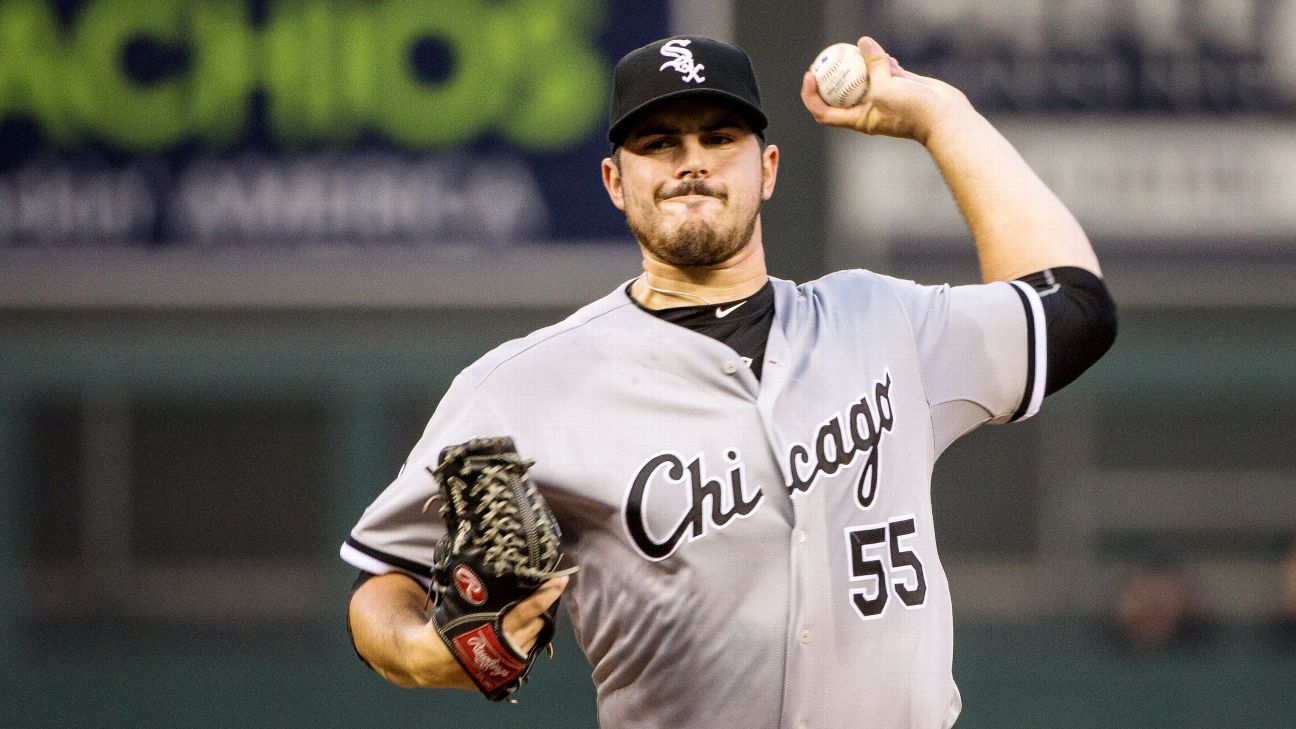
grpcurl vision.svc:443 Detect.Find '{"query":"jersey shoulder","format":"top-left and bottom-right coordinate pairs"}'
top-left (806, 268), bottom-right (1020, 316)
top-left (781, 268), bottom-right (920, 317)
top-left (459, 283), bottom-right (635, 386)
top-left (794, 268), bottom-right (915, 298)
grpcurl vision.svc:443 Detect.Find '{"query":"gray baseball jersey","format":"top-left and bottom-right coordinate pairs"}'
top-left (342, 269), bottom-right (1046, 729)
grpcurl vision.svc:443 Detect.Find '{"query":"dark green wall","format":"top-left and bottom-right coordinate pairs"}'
top-left (2, 306), bottom-right (1293, 728)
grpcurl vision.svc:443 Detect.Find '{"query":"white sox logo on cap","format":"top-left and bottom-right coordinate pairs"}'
top-left (608, 36), bottom-right (766, 144)
top-left (659, 39), bottom-right (705, 83)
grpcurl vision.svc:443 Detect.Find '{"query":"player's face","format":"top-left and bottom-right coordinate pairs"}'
top-left (602, 98), bottom-right (778, 267)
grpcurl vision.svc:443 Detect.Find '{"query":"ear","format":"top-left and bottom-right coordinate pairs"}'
top-left (601, 157), bottom-right (626, 211)
top-left (760, 144), bottom-right (779, 201)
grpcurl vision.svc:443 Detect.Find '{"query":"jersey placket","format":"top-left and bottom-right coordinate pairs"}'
top-left (752, 289), bottom-right (812, 729)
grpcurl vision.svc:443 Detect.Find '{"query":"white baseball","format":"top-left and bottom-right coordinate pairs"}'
top-left (811, 42), bottom-right (870, 108)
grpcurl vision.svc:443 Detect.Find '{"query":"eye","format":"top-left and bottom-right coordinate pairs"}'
top-left (641, 137), bottom-right (673, 151)
top-left (705, 132), bottom-right (736, 145)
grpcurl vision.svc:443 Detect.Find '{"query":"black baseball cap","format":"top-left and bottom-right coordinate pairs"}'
top-left (608, 36), bottom-right (767, 146)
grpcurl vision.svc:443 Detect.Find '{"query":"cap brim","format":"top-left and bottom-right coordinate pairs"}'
top-left (608, 88), bottom-right (769, 145)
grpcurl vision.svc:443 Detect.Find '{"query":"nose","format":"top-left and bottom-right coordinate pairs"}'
top-left (675, 137), bottom-right (709, 179)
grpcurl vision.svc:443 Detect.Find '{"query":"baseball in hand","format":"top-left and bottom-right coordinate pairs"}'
top-left (811, 42), bottom-right (870, 107)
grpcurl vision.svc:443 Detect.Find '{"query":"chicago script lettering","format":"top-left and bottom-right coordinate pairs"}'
top-left (786, 372), bottom-right (894, 508)
top-left (624, 450), bottom-right (764, 560)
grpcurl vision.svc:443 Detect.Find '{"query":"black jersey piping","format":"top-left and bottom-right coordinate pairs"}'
top-left (1007, 282), bottom-right (1038, 423)
top-left (343, 536), bottom-right (433, 577)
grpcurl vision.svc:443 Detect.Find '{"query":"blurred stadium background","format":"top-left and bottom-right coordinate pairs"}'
top-left (2, 0), bottom-right (1294, 727)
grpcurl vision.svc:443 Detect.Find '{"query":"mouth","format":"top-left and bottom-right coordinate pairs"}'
top-left (665, 194), bottom-right (719, 205)
top-left (658, 182), bottom-right (726, 205)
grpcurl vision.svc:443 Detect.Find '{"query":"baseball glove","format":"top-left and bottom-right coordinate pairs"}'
top-left (424, 436), bottom-right (576, 702)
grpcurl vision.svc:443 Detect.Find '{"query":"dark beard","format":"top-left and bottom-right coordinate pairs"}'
top-left (630, 203), bottom-right (759, 267)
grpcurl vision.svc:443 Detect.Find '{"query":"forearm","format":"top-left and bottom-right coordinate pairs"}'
top-left (347, 572), bottom-right (474, 690)
top-left (924, 106), bottom-right (1101, 283)
top-left (800, 38), bottom-right (1102, 282)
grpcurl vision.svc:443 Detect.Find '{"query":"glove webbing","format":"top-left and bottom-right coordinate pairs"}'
top-left (429, 453), bottom-right (574, 582)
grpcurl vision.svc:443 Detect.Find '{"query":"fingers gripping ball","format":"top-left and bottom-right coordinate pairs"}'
top-left (424, 436), bottom-right (577, 702)
top-left (811, 42), bottom-right (870, 107)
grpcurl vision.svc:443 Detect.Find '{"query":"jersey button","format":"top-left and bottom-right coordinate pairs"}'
top-left (722, 360), bottom-right (739, 374)
top-left (795, 529), bottom-right (807, 544)
top-left (799, 629), bottom-right (811, 644)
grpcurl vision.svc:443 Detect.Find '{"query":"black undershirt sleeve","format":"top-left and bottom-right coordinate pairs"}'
top-left (351, 569), bottom-right (377, 596)
top-left (1015, 266), bottom-right (1118, 396)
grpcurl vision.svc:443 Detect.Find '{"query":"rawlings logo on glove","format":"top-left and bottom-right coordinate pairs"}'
top-left (424, 436), bottom-right (576, 702)
top-left (455, 565), bottom-right (488, 605)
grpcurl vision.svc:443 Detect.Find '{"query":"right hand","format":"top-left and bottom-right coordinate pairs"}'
top-left (403, 575), bottom-right (571, 689)
top-left (351, 572), bottom-right (571, 690)
top-left (502, 575), bottom-right (570, 656)
top-left (800, 36), bottom-right (972, 145)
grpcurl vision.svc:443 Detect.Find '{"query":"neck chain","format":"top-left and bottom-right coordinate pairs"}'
top-left (638, 275), bottom-right (715, 306)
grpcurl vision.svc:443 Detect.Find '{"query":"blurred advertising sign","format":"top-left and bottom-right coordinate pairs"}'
top-left (836, 118), bottom-right (1296, 251)
top-left (875, 0), bottom-right (1296, 114)
top-left (0, 0), bottom-right (667, 249)
top-left (832, 0), bottom-right (1296, 252)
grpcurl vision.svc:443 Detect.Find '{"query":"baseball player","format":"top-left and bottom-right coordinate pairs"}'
top-left (343, 35), bottom-right (1117, 728)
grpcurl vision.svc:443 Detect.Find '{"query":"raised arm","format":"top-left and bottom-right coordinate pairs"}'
top-left (801, 37), bottom-right (1100, 283)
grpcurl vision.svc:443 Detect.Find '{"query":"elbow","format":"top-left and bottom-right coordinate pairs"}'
top-left (1097, 291), bottom-right (1118, 359)
top-left (1087, 281), bottom-right (1119, 363)
top-left (1040, 269), bottom-right (1118, 396)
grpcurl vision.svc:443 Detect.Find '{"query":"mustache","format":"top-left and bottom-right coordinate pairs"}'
top-left (657, 180), bottom-right (727, 202)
